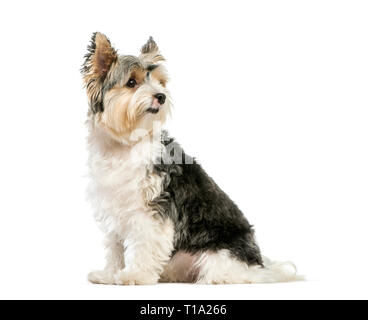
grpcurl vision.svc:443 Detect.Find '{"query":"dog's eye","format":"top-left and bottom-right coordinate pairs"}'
top-left (126, 78), bottom-right (137, 88)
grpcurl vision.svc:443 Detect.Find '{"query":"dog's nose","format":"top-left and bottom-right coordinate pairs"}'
top-left (155, 93), bottom-right (166, 105)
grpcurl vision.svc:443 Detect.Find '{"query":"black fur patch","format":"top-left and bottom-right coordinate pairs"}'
top-left (152, 132), bottom-right (264, 266)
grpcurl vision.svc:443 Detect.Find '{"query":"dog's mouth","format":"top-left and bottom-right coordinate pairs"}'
top-left (146, 98), bottom-right (163, 114)
top-left (146, 93), bottom-right (167, 114)
top-left (146, 107), bottom-right (160, 114)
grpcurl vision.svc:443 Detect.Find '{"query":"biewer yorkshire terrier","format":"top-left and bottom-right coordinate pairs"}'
top-left (81, 33), bottom-right (301, 285)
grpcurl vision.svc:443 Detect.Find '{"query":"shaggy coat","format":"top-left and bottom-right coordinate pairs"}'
top-left (82, 33), bottom-right (300, 285)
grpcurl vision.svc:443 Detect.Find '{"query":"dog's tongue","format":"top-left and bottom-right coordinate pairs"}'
top-left (152, 98), bottom-right (161, 108)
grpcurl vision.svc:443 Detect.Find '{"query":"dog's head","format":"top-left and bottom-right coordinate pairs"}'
top-left (81, 33), bottom-right (171, 144)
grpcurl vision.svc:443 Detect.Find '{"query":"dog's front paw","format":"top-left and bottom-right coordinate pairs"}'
top-left (114, 270), bottom-right (158, 286)
top-left (88, 270), bottom-right (116, 285)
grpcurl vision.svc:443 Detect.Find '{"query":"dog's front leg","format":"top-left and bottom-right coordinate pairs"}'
top-left (114, 217), bottom-right (174, 285)
top-left (88, 232), bottom-right (125, 285)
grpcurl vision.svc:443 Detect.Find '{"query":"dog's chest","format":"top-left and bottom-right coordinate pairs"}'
top-left (87, 138), bottom-right (164, 226)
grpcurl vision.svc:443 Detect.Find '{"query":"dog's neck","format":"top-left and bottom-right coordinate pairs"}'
top-left (87, 119), bottom-right (163, 165)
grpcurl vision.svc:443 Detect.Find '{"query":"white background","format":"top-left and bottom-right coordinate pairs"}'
top-left (0, 0), bottom-right (367, 300)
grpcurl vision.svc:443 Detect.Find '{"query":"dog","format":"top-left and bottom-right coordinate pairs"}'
top-left (81, 32), bottom-right (301, 285)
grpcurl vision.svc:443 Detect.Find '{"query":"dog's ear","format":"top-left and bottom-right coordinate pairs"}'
top-left (81, 32), bottom-right (118, 113)
top-left (140, 37), bottom-right (165, 64)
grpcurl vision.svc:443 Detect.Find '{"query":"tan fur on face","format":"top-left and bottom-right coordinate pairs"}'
top-left (102, 87), bottom-right (135, 138)
top-left (130, 69), bottom-right (146, 86)
top-left (96, 66), bottom-right (170, 144)
top-left (101, 68), bottom-right (146, 136)
top-left (150, 67), bottom-right (168, 87)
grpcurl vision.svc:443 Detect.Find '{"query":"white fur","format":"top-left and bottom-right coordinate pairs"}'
top-left (87, 124), bottom-right (174, 285)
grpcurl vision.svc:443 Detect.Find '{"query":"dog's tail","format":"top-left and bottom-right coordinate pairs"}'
top-left (244, 256), bottom-right (304, 283)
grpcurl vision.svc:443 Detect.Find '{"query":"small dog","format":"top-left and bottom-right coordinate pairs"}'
top-left (81, 33), bottom-right (301, 285)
